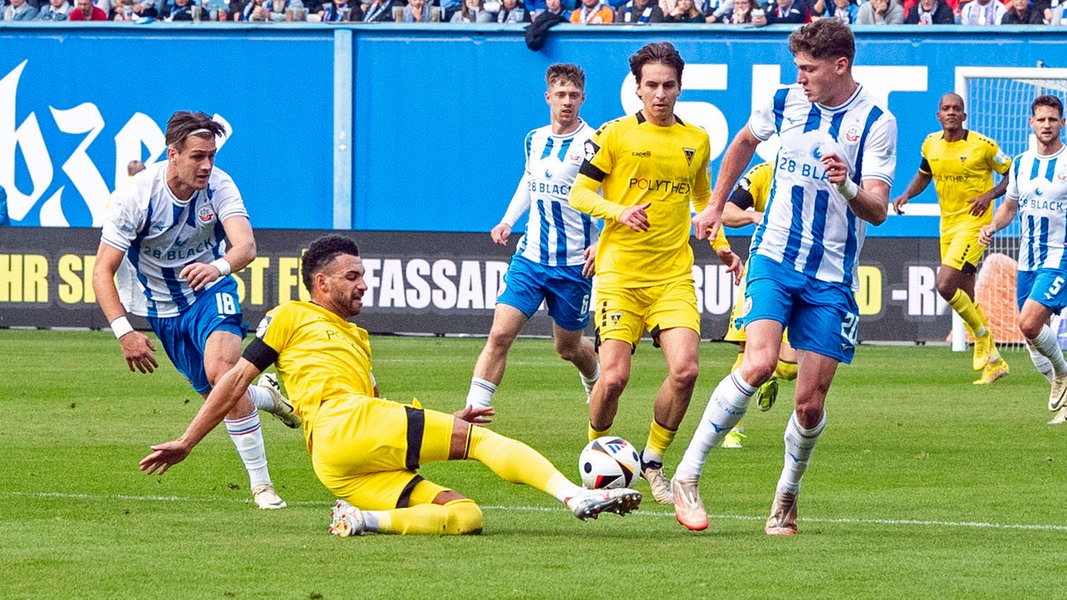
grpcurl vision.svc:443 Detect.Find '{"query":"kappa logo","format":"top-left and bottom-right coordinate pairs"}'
top-left (584, 139), bottom-right (600, 162)
top-left (683, 147), bottom-right (695, 165)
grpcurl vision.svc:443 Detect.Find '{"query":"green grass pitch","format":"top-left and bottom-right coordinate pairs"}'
top-left (1, 329), bottom-right (1065, 599)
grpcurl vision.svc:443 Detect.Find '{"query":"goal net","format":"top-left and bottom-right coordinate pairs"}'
top-left (955, 67), bottom-right (1067, 349)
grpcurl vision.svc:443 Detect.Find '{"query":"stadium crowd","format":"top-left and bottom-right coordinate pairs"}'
top-left (2, 0), bottom-right (1061, 25)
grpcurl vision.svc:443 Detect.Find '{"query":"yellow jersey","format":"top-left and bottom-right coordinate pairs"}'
top-left (712, 161), bottom-right (773, 252)
top-left (570, 112), bottom-right (711, 288)
top-left (247, 300), bottom-right (375, 450)
top-left (919, 130), bottom-right (1011, 230)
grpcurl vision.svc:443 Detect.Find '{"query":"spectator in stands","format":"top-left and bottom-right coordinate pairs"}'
top-left (904, 0), bottom-right (953, 22)
top-left (496, 0), bottom-right (529, 20)
top-left (69, 0), bottom-right (108, 18)
top-left (570, 0), bottom-right (613, 21)
top-left (450, 0), bottom-right (494, 20)
top-left (704, 0), bottom-right (732, 21)
top-left (362, 0), bottom-right (393, 20)
top-left (531, 0), bottom-right (566, 16)
top-left (242, 0), bottom-right (271, 19)
top-left (111, 0), bottom-right (135, 19)
top-left (320, 0), bottom-right (361, 19)
top-left (820, 0), bottom-right (857, 21)
top-left (163, 0), bottom-right (195, 19)
top-left (4, 0), bottom-right (40, 19)
top-left (128, 0), bottom-right (159, 18)
top-left (721, 0), bottom-right (755, 21)
top-left (855, 0), bottom-right (903, 22)
top-left (615, 0), bottom-right (664, 21)
top-left (958, 0), bottom-right (1005, 23)
top-left (664, 0), bottom-right (703, 19)
top-left (36, 0), bottom-right (72, 19)
top-left (402, 0), bottom-right (433, 20)
top-left (1000, 0), bottom-right (1043, 22)
top-left (763, 0), bottom-right (807, 22)
top-left (440, 0), bottom-right (462, 20)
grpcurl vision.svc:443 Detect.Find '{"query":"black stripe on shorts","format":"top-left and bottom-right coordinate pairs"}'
top-left (404, 405), bottom-right (425, 471)
top-left (396, 474), bottom-right (424, 509)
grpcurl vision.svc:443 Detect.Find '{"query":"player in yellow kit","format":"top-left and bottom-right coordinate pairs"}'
top-left (711, 161), bottom-right (798, 449)
top-left (569, 41), bottom-right (740, 504)
top-left (140, 235), bottom-right (641, 536)
top-left (893, 92), bottom-right (1012, 384)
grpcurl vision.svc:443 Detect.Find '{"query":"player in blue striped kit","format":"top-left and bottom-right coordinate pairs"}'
top-left (672, 19), bottom-right (897, 534)
top-left (980, 95), bottom-right (1067, 422)
top-left (466, 64), bottom-right (602, 410)
top-left (93, 111), bottom-right (299, 510)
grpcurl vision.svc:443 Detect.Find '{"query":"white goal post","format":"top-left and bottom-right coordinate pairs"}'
top-left (950, 66), bottom-right (1067, 351)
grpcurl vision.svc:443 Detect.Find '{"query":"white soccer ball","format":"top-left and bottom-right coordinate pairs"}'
top-left (578, 436), bottom-right (641, 490)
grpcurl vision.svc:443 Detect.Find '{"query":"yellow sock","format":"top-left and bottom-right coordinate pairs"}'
top-left (588, 422), bottom-right (611, 442)
top-left (731, 351), bottom-right (744, 371)
top-left (645, 420), bottom-right (677, 461)
top-left (468, 425), bottom-right (576, 501)
top-left (948, 289), bottom-right (987, 337)
top-left (774, 359), bottom-right (798, 381)
top-left (368, 498), bottom-right (483, 535)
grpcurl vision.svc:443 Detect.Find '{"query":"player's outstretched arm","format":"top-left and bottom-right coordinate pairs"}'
top-left (140, 358), bottom-right (262, 475)
top-left (694, 128), bottom-right (760, 240)
top-left (92, 242), bottom-right (159, 374)
top-left (891, 170), bottom-right (931, 215)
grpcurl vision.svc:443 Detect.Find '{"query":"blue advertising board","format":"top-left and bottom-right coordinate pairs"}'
top-left (0, 25), bottom-right (335, 230)
top-left (1, 24), bottom-right (1065, 237)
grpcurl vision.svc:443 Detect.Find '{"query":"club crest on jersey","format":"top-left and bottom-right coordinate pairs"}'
top-left (843, 125), bottom-right (861, 144)
top-left (609, 312), bottom-right (622, 325)
top-left (959, 154), bottom-right (968, 164)
top-left (1058, 170), bottom-right (1067, 182)
top-left (197, 206), bottom-right (216, 224)
top-left (584, 139), bottom-right (601, 162)
top-left (683, 147), bottom-right (695, 165)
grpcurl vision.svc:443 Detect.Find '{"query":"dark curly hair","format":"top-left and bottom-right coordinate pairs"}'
top-left (301, 235), bottom-right (360, 293)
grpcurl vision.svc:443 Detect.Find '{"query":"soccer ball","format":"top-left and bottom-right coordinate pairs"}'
top-left (578, 436), bottom-right (641, 490)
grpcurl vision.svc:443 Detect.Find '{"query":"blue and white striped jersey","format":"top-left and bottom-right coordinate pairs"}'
top-left (501, 120), bottom-right (599, 267)
top-left (100, 161), bottom-right (248, 318)
top-left (1007, 146), bottom-right (1067, 272)
top-left (748, 84), bottom-right (897, 290)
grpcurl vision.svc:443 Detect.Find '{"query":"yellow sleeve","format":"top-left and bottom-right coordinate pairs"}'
top-left (691, 142), bottom-right (711, 213)
top-left (710, 227), bottom-right (730, 252)
top-left (569, 126), bottom-right (627, 222)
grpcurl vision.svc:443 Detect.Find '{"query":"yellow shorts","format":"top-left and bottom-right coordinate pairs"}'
top-left (594, 278), bottom-right (700, 347)
top-left (309, 395), bottom-right (461, 510)
top-left (940, 223), bottom-right (986, 272)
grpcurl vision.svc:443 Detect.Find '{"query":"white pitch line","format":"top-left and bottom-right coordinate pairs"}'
top-left (5, 491), bottom-right (1067, 532)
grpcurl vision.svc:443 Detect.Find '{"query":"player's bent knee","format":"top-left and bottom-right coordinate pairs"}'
top-left (444, 499), bottom-right (483, 535)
